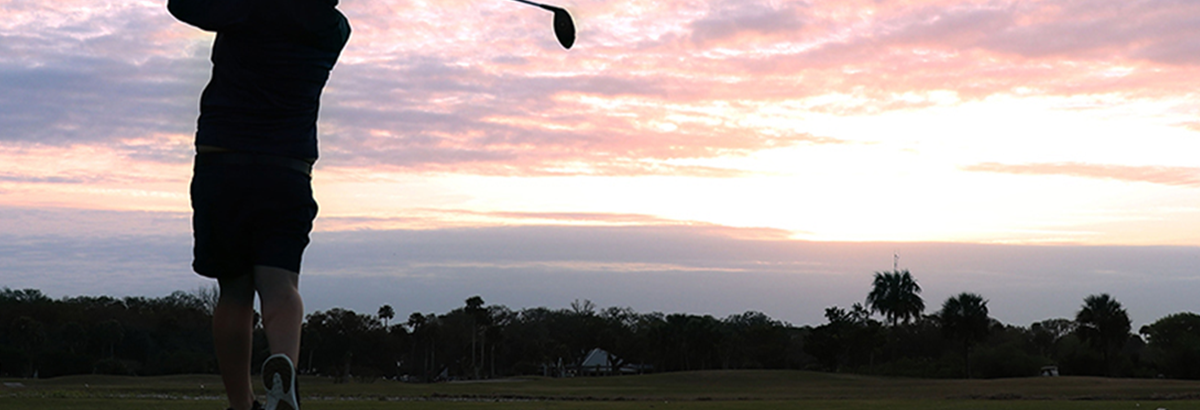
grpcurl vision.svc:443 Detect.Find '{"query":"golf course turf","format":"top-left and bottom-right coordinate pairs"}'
top-left (3, 370), bottom-right (1199, 409)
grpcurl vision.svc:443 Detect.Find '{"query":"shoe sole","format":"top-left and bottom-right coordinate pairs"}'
top-left (262, 354), bottom-right (298, 410)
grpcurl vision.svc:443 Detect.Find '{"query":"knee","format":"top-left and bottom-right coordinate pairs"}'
top-left (253, 265), bottom-right (301, 305)
top-left (263, 286), bottom-right (302, 309)
top-left (218, 275), bottom-right (256, 308)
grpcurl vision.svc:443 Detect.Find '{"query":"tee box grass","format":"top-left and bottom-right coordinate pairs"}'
top-left (4, 370), bottom-right (1200, 409)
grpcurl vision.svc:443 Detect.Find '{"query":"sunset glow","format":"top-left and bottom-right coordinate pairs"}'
top-left (2, 0), bottom-right (1199, 243)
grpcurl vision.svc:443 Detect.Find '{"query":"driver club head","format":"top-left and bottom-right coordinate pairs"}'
top-left (551, 8), bottom-right (575, 49)
top-left (508, 0), bottom-right (576, 50)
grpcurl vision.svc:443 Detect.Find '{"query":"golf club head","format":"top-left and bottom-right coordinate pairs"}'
top-left (552, 8), bottom-right (575, 49)
top-left (508, 0), bottom-right (575, 50)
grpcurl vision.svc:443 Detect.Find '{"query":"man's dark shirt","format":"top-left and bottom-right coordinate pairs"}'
top-left (169, 0), bottom-right (350, 160)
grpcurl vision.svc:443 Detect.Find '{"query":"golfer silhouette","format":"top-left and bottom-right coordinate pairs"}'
top-left (168, 0), bottom-right (349, 409)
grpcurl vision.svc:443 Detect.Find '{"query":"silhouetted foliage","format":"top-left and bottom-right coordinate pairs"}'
top-left (804, 280), bottom-right (1154, 379)
top-left (969, 323), bottom-right (1047, 378)
top-left (1075, 293), bottom-right (1132, 376)
top-left (0, 287), bottom-right (214, 377)
top-left (1140, 312), bottom-right (1200, 379)
top-left (302, 307), bottom-right (391, 380)
top-left (938, 292), bottom-right (990, 378)
top-left (804, 304), bottom-right (881, 372)
top-left (867, 270), bottom-right (924, 326)
top-left (377, 305), bottom-right (394, 328)
top-left (0, 285), bottom-right (1192, 381)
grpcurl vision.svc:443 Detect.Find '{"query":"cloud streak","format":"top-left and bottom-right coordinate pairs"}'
top-left (4, 215), bottom-right (1200, 327)
top-left (318, 58), bottom-right (842, 175)
top-left (0, 0), bottom-right (207, 146)
top-left (964, 162), bottom-right (1200, 188)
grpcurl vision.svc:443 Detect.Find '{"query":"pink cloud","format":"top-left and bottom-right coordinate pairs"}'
top-left (687, 0), bottom-right (810, 47)
top-left (790, 0), bottom-right (1200, 65)
top-left (703, 0), bottom-right (1200, 104)
top-left (2, 0), bottom-right (1198, 180)
top-left (316, 59), bottom-right (847, 175)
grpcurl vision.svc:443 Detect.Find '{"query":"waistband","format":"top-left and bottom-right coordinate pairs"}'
top-left (194, 152), bottom-right (314, 177)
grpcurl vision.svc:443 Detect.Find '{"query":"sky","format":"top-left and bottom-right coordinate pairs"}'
top-left (1, 0), bottom-right (1199, 327)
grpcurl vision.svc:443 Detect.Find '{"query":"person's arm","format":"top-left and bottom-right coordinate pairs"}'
top-left (167, 0), bottom-right (254, 32)
top-left (271, 0), bottom-right (351, 51)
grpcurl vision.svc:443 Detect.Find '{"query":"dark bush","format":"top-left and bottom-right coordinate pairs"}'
top-left (93, 358), bottom-right (135, 375)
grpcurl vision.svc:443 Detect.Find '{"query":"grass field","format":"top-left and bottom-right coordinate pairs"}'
top-left (3, 370), bottom-right (1199, 409)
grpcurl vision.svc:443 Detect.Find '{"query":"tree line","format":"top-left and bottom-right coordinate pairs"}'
top-left (2, 270), bottom-right (1199, 380)
top-left (807, 270), bottom-right (1173, 379)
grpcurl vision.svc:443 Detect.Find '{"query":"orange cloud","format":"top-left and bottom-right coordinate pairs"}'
top-left (963, 162), bottom-right (1200, 187)
top-left (313, 208), bottom-right (796, 240)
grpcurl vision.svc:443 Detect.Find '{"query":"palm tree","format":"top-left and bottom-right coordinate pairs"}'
top-left (464, 296), bottom-right (489, 380)
top-left (1076, 293), bottom-right (1131, 376)
top-left (378, 304), bottom-right (395, 328)
top-left (407, 312), bottom-right (440, 381)
top-left (939, 293), bottom-right (990, 378)
top-left (866, 269), bottom-right (925, 326)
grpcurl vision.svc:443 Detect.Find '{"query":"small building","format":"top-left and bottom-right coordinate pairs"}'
top-left (578, 348), bottom-right (649, 376)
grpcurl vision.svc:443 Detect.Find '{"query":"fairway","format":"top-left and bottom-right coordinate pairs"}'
top-left (0, 398), bottom-right (1195, 410)
top-left (4, 370), bottom-right (1200, 409)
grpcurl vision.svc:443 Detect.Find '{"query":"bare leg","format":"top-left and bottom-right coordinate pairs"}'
top-left (255, 265), bottom-right (304, 365)
top-left (214, 274), bottom-right (256, 410)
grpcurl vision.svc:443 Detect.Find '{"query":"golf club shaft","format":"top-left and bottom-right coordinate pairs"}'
top-left (509, 0), bottom-right (560, 13)
top-left (506, 0), bottom-right (575, 49)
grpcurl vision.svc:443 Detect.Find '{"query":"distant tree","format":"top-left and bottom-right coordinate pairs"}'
top-left (570, 299), bottom-right (596, 316)
top-left (0, 288), bottom-right (51, 304)
top-left (722, 311), bottom-right (790, 369)
top-left (93, 319), bottom-right (124, 359)
top-left (1030, 318), bottom-right (1075, 358)
top-left (1140, 312), bottom-right (1200, 379)
top-left (866, 270), bottom-right (924, 326)
top-left (483, 305), bottom-right (513, 377)
top-left (304, 308), bottom-right (386, 379)
top-left (11, 316), bottom-right (46, 377)
top-left (501, 307), bottom-right (564, 376)
top-left (378, 305), bottom-right (395, 328)
top-left (59, 322), bottom-right (88, 355)
top-left (407, 312), bottom-right (427, 331)
top-left (193, 285), bottom-right (220, 316)
top-left (939, 293), bottom-right (991, 378)
top-left (597, 307), bottom-right (637, 374)
top-left (804, 304), bottom-right (882, 372)
top-left (407, 312), bottom-right (440, 381)
top-left (654, 314), bottom-right (723, 371)
top-left (1075, 293), bottom-right (1131, 376)
top-left (463, 296), bottom-right (490, 379)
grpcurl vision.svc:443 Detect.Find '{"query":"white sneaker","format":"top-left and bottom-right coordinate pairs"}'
top-left (262, 354), bottom-right (299, 410)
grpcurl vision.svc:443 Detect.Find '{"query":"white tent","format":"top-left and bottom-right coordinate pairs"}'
top-left (578, 348), bottom-right (647, 376)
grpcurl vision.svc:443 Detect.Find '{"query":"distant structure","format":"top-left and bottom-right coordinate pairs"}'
top-left (1040, 365), bottom-right (1060, 377)
top-left (577, 348), bottom-right (649, 376)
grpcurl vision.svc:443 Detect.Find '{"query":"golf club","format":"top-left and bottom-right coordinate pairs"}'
top-left (508, 0), bottom-right (575, 49)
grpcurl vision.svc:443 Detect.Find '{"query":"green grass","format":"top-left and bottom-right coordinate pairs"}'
top-left (4, 370), bottom-right (1200, 409)
top-left (0, 398), bottom-right (1195, 410)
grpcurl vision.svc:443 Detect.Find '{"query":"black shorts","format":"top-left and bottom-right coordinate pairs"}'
top-left (190, 153), bottom-right (318, 279)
